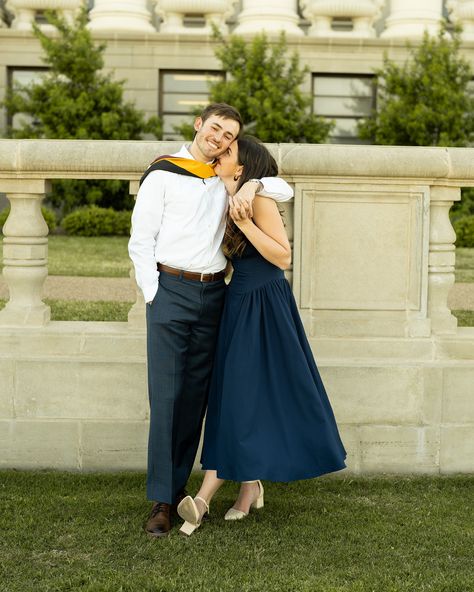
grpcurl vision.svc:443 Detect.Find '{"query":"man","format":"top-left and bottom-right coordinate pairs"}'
top-left (129, 103), bottom-right (293, 537)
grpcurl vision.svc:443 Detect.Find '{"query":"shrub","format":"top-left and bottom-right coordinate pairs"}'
top-left (0, 206), bottom-right (57, 234)
top-left (453, 215), bottom-right (474, 248)
top-left (62, 206), bottom-right (131, 236)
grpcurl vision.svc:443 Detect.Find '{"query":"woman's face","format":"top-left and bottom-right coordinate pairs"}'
top-left (214, 140), bottom-right (242, 181)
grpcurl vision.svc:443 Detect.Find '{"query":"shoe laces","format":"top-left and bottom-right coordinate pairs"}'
top-left (150, 502), bottom-right (168, 517)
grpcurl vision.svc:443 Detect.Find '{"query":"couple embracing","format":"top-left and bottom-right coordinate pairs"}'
top-left (128, 103), bottom-right (346, 538)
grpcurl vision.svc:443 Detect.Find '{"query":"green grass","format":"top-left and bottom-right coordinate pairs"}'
top-left (0, 302), bottom-right (472, 325)
top-left (0, 472), bottom-right (472, 592)
top-left (0, 299), bottom-right (132, 321)
top-left (453, 309), bottom-right (474, 327)
top-left (1, 238), bottom-right (473, 281)
top-left (455, 247), bottom-right (474, 282)
top-left (1, 236), bottom-right (131, 278)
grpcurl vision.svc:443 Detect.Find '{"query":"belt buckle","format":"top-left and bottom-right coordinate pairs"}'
top-left (200, 272), bottom-right (206, 282)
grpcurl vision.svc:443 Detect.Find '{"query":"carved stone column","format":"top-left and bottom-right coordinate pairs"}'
top-left (88, 0), bottom-right (155, 32)
top-left (6, 0), bottom-right (81, 30)
top-left (127, 180), bottom-right (145, 331)
top-left (427, 186), bottom-right (459, 335)
top-left (301, 0), bottom-right (383, 37)
top-left (156, 0), bottom-right (237, 34)
top-left (381, 0), bottom-right (443, 38)
top-left (0, 180), bottom-right (51, 326)
top-left (234, 0), bottom-right (303, 35)
top-left (447, 1), bottom-right (474, 41)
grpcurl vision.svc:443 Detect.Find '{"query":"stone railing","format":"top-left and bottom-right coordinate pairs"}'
top-left (2, 0), bottom-right (467, 40)
top-left (0, 140), bottom-right (473, 474)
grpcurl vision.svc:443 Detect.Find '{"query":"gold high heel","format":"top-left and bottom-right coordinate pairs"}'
top-left (224, 480), bottom-right (264, 521)
top-left (178, 496), bottom-right (209, 536)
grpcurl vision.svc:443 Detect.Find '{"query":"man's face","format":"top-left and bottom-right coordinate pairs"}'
top-left (191, 115), bottom-right (240, 162)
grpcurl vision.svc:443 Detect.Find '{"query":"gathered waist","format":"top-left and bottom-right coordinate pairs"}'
top-left (229, 256), bottom-right (285, 293)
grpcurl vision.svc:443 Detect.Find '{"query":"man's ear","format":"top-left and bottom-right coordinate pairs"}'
top-left (194, 117), bottom-right (203, 132)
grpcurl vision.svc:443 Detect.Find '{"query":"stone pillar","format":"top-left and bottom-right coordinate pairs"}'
top-left (156, 0), bottom-right (237, 34)
top-left (301, 0), bottom-right (383, 37)
top-left (127, 180), bottom-right (145, 331)
top-left (234, 0), bottom-right (303, 36)
top-left (0, 180), bottom-right (51, 327)
top-left (6, 0), bottom-right (81, 30)
top-left (381, 0), bottom-right (443, 38)
top-left (88, 0), bottom-right (155, 32)
top-left (447, 1), bottom-right (474, 41)
top-left (427, 186), bottom-right (459, 335)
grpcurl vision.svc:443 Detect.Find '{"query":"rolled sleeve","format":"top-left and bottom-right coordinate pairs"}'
top-left (259, 177), bottom-right (293, 202)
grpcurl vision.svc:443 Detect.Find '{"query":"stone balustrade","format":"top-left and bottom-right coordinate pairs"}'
top-left (301, 0), bottom-right (384, 38)
top-left (0, 0), bottom-right (455, 38)
top-left (6, 0), bottom-right (82, 29)
top-left (448, 0), bottom-right (474, 41)
top-left (0, 140), bottom-right (473, 474)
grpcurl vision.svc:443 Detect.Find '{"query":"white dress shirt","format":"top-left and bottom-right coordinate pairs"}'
top-left (128, 145), bottom-right (293, 303)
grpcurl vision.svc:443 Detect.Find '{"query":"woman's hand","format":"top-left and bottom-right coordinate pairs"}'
top-left (229, 195), bottom-right (252, 230)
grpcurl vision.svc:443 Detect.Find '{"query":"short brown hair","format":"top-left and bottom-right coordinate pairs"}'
top-left (200, 103), bottom-right (243, 135)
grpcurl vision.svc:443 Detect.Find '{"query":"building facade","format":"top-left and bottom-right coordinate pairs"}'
top-left (0, 0), bottom-right (472, 143)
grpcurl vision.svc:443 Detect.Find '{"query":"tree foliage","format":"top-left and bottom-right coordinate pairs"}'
top-left (358, 23), bottom-right (474, 147)
top-left (3, 8), bottom-right (161, 214)
top-left (178, 29), bottom-right (333, 143)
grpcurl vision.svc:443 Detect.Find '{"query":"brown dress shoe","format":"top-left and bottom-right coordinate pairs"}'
top-left (144, 502), bottom-right (171, 538)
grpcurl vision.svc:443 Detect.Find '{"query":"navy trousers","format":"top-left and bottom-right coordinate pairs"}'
top-left (145, 270), bottom-right (226, 504)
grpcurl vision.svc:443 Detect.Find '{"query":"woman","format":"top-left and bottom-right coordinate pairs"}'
top-left (178, 137), bottom-right (346, 535)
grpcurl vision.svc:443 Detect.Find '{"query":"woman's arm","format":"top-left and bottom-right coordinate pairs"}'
top-left (230, 195), bottom-right (291, 270)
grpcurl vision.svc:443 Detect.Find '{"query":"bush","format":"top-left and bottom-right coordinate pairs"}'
top-left (62, 206), bottom-right (131, 236)
top-left (0, 206), bottom-right (57, 234)
top-left (454, 215), bottom-right (474, 248)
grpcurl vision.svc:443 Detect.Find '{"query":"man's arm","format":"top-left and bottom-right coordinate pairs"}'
top-left (232, 177), bottom-right (293, 217)
top-left (128, 171), bottom-right (165, 303)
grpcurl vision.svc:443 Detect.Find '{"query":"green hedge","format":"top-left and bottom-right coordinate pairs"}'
top-left (454, 215), bottom-right (474, 248)
top-left (0, 206), bottom-right (57, 234)
top-left (62, 206), bottom-right (131, 236)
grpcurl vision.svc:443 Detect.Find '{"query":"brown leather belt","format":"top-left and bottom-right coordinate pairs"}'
top-left (157, 263), bottom-right (226, 283)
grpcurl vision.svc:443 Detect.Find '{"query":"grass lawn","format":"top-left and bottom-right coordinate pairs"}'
top-left (1, 236), bottom-right (131, 278)
top-left (0, 472), bottom-right (472, 592)
top-left (0, 299), bottom-right (133, 321)
top-left (456, 248), bottom-right (474, 283)
top-left (0, 301), bottom-right (472, 326)
top-left (1, 237), bottom-right (473, 282)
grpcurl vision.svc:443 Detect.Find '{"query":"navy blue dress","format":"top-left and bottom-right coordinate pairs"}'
top-left (200, 240), bottom-right (346, 482)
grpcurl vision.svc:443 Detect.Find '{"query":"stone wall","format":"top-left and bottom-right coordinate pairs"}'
top-left (0, 140), bottom-right (473, 473)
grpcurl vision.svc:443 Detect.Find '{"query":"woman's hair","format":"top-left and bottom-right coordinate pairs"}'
top-left (223, 136), bottom-right (278, 258)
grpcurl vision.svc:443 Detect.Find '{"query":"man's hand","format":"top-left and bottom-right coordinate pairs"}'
top-left (231, 179), bottom-right (262, 219)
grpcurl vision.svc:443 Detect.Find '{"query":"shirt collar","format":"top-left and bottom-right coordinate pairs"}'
top-left (177, 144), bottom-right (216, 166)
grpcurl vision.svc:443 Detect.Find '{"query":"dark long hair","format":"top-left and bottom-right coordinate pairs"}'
top-left (223, 136), bottom-right (278, 258)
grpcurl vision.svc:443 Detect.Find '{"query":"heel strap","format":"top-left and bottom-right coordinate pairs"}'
top-left (194, 496), bottom-right (210, 513)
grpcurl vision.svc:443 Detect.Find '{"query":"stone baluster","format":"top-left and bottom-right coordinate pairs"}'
top-left (88, 0), bottom-right (155, 32)
top-left (427, 186), bottom-right (459, 335)
top-left (0, 180), bottom-right (51, 326)
top-left (301, 0), bottom-right (383, 37)
top-left (155, 0), bottom-right (237, 34)
top-left (234, 0), bottom-right (303, 35)
top-left (381, 0), bottom-right (443, 38)
top-left (447, 1), bottom-right (474, 41)
top-left (6, 0), bottom-right (82, 30)
top-left (127, 180), bottom-right (145, 331)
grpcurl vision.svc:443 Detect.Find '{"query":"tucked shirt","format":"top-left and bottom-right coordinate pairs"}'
top-left (128, 145), bottom-right (293, 303)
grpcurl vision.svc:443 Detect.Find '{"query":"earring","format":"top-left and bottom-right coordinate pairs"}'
top-left (233, 174), bottom-right (239, 181)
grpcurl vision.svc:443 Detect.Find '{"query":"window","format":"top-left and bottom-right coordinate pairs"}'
top-left (313, 74), bottom-right (375, 144)
top-left (7, 67), bottom-right (49, 131)
top-left (160, 71), bottom-right (224, 140)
